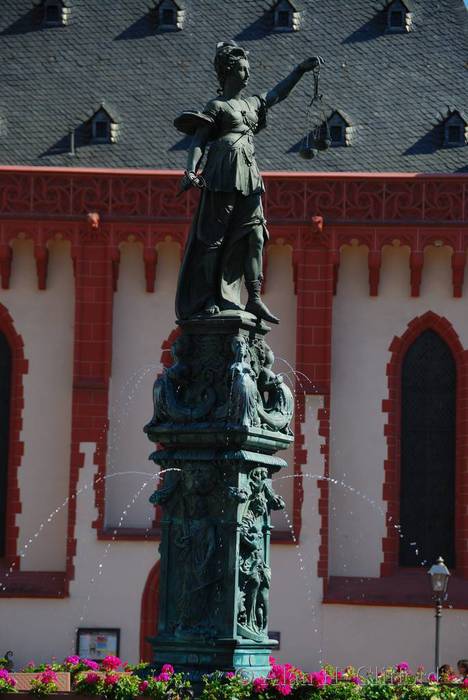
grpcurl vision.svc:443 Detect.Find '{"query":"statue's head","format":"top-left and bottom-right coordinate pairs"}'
top-left (214, 41), bottom-right (250, 93)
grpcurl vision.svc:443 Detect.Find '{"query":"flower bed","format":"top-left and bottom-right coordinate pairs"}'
top-left (0, 658), bottom-right (466, 700)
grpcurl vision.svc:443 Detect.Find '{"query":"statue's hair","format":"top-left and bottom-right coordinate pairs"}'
top-left (214, 41), bottom-right (249, 93)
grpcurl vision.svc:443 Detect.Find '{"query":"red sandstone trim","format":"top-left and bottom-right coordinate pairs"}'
top-left (0, 303), bottom-right (27, 571)
top-left (0, 568), bottom-right (66, 598)
top-left (66, 238), bottom-right (114, 591)
top-left (324, 572), bottom-right (468, 609)
top-left (381, 311), bottom-right (468, 579)
top-left (293, 233), bottom-right (333, 578)
top-left (140, 561), bottom-right (160, 662)
top-left (317, 396), bottom-right (331, 587)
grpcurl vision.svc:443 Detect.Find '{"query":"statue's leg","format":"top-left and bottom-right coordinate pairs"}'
top-left (200, 242), bottom-right (221, 315)
top-left (244, 226), bottom-right (279, 325)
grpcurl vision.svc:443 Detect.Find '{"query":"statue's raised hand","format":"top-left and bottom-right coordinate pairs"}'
top-left (298, 56), bottom-right (325, 73)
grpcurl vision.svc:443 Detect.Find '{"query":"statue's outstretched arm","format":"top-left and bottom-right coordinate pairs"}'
top-left (265, 56), bottom-right (324, 108)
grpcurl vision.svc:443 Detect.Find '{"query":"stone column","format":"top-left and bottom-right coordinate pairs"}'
top-left (145, 312), bottom-right (294, 678)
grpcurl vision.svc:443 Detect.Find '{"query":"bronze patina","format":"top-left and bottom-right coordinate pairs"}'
top-left (175, 41), bottom-right (323, 325)
top-left (146, 42), bottom-right (323, 682)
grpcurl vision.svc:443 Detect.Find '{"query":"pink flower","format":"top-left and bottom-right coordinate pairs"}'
top-left (101, 655), bottom-right (121, 671)
top-left (463, 678), bottom-right (468, 687)
top-left (277, 683), bottom-right (292, 695)
top-left (85, 673), bottom-right (100, 684)
top-left (351, 677), bottom-right (362, 685)
top-left (83, 659), bottom-right (99, 670)
top-left (155, 672), bottom-right (171, 682)
top-left (104, 674), bottom-right (119, 686)
top-left (269, 656), bottom-right (276, 665)
top-left (161, 664), bottom-right (174, 675)
top-left (396, 663), bottom-right (410, 672)
top-left (38, 670), bottom-right (58, 684)
top-left (307, 670), bottom-right (331, 688)
top-left (0, 669), bottom-right (15, 688)
top-left (225, 672), bottom-right (235, 679)
top-left (66, 656), bottom-right (81, 666)
top-left (428, 674), bottom-right (437, 683)
top-left (139, 680), bottom-right (149, 693)
top-left (253, 677), bottom-right (268, 693)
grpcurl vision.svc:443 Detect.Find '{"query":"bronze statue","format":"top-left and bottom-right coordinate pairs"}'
top-left (174, 41), bottom-right (323, 324)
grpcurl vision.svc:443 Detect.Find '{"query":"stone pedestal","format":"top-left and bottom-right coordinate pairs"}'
top-left (145, 312), bottom-right (293, 679)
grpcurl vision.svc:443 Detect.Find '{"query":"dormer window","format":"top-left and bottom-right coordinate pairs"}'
top-left (154, 0), bottom-right (185, 30)
top-left (328, 111), bottom-right (351, 147)
top-left (277, 10), bottom-right (290, 27)
top-left (33, 0), bottom-right (70, 27)
top-left (443, 111), bottom-right (467, 147)
top-left (385, 0), bottom-right (412, 33)
top-left (161, 7), bottom-right (175, 25)
top-left (44, 1), bottom-right (60, 24)
top-left (93, 117), bottom-right (109, 142)
top-left (389, 9), bottom-right (403, 27)
top-left (88, 107), bottom-right (118, 144)
top-left (272, 0), bottom-right (300, 32)
top-left (330, 125), bottom-right (344, 144)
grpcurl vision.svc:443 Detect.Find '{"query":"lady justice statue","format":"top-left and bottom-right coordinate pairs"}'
top-left (174, 42), bottom-right (323, 325)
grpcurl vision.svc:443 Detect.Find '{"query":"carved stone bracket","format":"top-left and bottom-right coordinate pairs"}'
top-left (410, 251), bottom-right (424, 297)
top-left (143, 247), bottom-right (158, 293)
top-left (368, 249), bottom-right (382, 297)
top-left (34, 244), bottom-right (49, 290)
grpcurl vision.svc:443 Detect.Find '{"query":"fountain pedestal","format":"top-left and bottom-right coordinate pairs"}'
top-left (145, 313), bottom-right (294, 678)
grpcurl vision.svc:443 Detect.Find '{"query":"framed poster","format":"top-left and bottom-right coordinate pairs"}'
top-left (76, 628), bottom-right (120, 660)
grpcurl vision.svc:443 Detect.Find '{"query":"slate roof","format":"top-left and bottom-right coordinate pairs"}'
top-left (0, 0), bottom-right (466, 172)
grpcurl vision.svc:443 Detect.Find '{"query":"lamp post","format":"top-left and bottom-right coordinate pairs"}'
top-left (428, 556), bottom-right (450, 677)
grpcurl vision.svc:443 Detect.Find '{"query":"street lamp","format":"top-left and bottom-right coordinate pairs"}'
top-left (428, 556), bottom-right (451, 677)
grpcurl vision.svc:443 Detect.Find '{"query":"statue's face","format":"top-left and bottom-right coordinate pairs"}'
top-left (230, 58), bottom-right (250, 89)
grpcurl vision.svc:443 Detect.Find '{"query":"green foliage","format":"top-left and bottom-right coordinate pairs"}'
top-left (439, 687), bottom-right (468, 700)
top-left (361, 681), bottom-right (397, 700)
top-left (200, 672), bottom-right (251, 700)
top-left (73, 671), bottom-right (106, 696)
top-left (321, 682), bottom-right (363, 700)
top-left (112, 674), bottom-right (141, 700)
top-left (29, 678), bottom-right (60, 696)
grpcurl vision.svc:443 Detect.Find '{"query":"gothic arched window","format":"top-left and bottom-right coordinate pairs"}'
top-left (0, 332), bottom-right (12, 557)
top-left (399, 330), bottom-right (456, 568)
